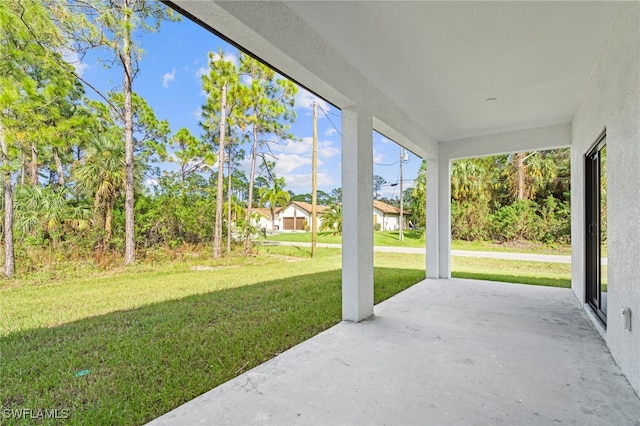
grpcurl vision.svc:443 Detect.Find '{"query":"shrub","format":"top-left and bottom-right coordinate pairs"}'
top-left (490, 199), bottom-right (539, 242)
top-left (451, 200), bottom-right (490, 240)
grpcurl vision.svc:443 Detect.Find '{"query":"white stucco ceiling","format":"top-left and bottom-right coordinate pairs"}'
top-left (284, 1), bottom-right (621, 142)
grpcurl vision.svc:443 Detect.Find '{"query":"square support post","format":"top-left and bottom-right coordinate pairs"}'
top-left (426, 159), bottom-right (439, 278)
top-left (341, 107), bottom-right (374, 322)
top-left (438, 157), bottom-right (452, 278)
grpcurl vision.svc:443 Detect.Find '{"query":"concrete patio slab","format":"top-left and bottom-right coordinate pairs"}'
top-left (148, 279), bottom-right (640, 426)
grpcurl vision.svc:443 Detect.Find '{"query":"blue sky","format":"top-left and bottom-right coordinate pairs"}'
top-left (68, 13), bottom-right (421, 198)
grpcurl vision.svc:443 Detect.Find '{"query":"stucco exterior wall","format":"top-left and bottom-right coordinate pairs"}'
top-left (571, 2), bottom-right (640, 395)
top-left (277, 204), bottom-right (324, 231)
top-left (252, 214), bottom-right (272, 233)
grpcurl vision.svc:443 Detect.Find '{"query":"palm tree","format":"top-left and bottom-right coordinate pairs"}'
top-left (223, 196), bottom-right (246, 239)
top-left (320, 203), bottom-right (342, 235)
top-left (73, 135), bottom-right (125, 250)
top-left (506, 152), bottom-right (556, 201)
top-left (13, 185), bottom-right (90, 247)
top-left (451, 159), bottom-right (487, 202)
top-left (258, 177), bottom-right (290, 233)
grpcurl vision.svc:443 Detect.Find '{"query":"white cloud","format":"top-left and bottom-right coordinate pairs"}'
top-left (144, 178), bottom-right (159, 187)
top-left (60, 48), bottom-right (89, 77)
top-left (373, 147), bottom-right (385, 164)
top-left (272, 137), bottom-right (339, 159)
top-left (294, 89), bottom-right (332, 116)
top-left (280, 172), bottom-right (337, 193)
top-left (273, 154), bottom-right (311, 174)
top-left (195, 52), bottom-right (238, 79)
top-left (325, 128), bottom-right (338, 137)
top-left (162, 69), bottom-right (176, 88)
top-left (195, 66), bottom-right (209, 79)
top-left (192, 108), bottom-right (202, 121)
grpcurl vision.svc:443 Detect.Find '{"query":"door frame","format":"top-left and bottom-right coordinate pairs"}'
top-left (584, 130), bottom-right (607, 325)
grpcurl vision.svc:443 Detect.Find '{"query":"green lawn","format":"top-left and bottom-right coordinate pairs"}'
top-left (0, 248), bottom-right (422, 425)
top-left (266, 231), bottom-right (572, 254)
top-left (0, 247), bottom-right (572, 425)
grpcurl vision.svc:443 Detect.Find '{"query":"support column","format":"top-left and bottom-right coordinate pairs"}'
top-left (426, 159), bottom-right (439, 278)
top-left (342, 107), bottom-right (374, 322)
top-left (438, 156), bottom-right (452, 278)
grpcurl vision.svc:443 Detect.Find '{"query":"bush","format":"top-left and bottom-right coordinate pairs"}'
top-left (489, 199), bottom-right (539, 242)
top-left (538, 196), bottom-right (571, 244)
top-left (451, 200), bottom-right (490, 240)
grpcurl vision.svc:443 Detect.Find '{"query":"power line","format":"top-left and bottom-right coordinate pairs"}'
top-left (316, 103), bottom-right (341, 137)
top-left (374, 160), bottom-right (400, 166)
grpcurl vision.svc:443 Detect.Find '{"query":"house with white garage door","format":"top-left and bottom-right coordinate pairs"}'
top-left (277, 201), bottom-right (328, 231)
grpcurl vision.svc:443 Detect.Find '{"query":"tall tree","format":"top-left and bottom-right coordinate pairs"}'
top-left (451, 159), bottom-right (488, 202)
top-left (0, 0), bottom-right (72, 276)
top-left (201, 51), bottom-right (244, 258)
top-left (239, 53), bottom-right (297, 252)
top-left (51, 0), bottom-right (177, 264)
top-left (167, 128), bottom-right (216, 182)
top-left (506, 152), bottom-right (556, 201)
top-left (410, 160), bottom-right (427, 231)
top-left (373, 175), bottom-right (386, 200)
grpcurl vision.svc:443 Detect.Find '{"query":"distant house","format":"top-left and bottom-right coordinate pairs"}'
top-left (251, 207), bottom-right (280, 233)
top-left (373, 200), bottom-right (409, 231)
top-left (277, 201), bottom-right (328, 231)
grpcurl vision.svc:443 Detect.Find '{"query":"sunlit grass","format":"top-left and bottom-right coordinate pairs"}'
top-left (266, 231), bottom-right (571, 254)
top-left (1, 247), bottom-right (573, 425)
top-left (0, 248), bottom-right (423, 425)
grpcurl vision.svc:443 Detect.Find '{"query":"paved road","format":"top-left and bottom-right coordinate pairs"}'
top-left (261, 241), bottom-right (592, 264)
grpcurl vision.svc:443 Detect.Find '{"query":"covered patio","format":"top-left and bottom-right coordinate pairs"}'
top-left (150, 278), bottom-right (640, 425)
top-left (158, 0), bottom-right (640, 421)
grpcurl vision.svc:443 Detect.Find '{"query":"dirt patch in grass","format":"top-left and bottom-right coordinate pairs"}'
top-left (190, 265), bottom-right (241, 271)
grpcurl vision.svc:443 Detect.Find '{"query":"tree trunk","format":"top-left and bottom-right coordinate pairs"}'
top-left (52, 146), bottom-right (65, 187)
top-left (271, 210), bottom-right (275, 234)
top-left (123, 4), bottom-right (136, 264)
top-left (213, 83), bottom-right (227, 258)
top-left (244, 120), bottom-right (258, 252)
top-left (515, 152), bottom-right (526, 200)
top-left (105, 200), bottom-right (113, 247)
top-left (19, 153), bottom-right (26, 186)
top-left (30, 142), bottom-right (38, 185)
top-left (0, 124), bottom-right (15, 278)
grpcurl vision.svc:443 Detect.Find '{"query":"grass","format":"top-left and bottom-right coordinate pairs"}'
top-left (0, 247), bottom-right (423, 425)
top-left (0, 246), bottom-right (574, 425)
top-left (452, 256), bottom-right (572, 288)
top-left (266, 231), bottom-right (572, 254)
top-left (266, 230), bottom-right (425, 248)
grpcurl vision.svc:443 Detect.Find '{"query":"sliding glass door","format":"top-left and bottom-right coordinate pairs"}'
top-left (585, 134), bottom-right (607, 325)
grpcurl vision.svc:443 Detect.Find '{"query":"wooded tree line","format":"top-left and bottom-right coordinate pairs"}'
top-left (0, 1), bottom-right (571, 279)
top-left (406, 149), bottom-right (571, 244)
top-left (0, 0), bottom-right (307, 277)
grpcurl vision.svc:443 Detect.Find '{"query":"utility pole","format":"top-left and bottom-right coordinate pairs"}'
top-left (399, 147), bottom-right (404, 241)
top-left (227, 132), bottom-right (232, 254)
top-left (311, 102), bottom-right (318, 257)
